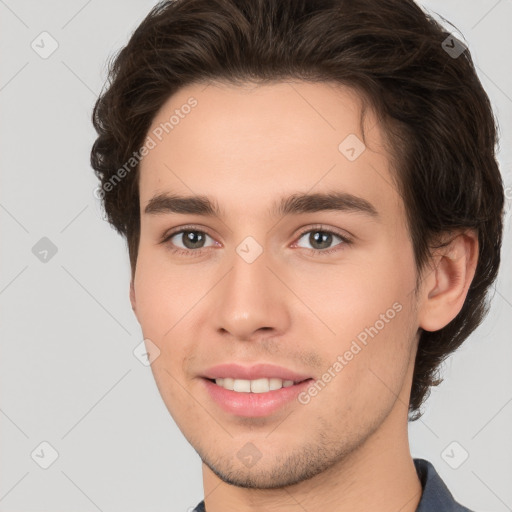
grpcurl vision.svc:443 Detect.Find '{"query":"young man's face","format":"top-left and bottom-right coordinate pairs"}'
top-left (131, 81), bottom-right (422, 487)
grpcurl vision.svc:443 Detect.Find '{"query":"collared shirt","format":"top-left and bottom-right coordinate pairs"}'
top-left (414, 458), bottom-right (474, 511)
top-left (191, 458), bottom-right (475, 511)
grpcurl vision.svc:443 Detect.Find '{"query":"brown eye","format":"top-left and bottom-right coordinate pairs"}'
top-left (294, 226), bottom-right (352, 256)
top-left (162, 227), bottom-right (217, 256)
top-left (173, 230), bottom-right (209, 250)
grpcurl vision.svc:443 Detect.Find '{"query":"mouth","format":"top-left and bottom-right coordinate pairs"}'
top-left (201, 374), bottom-right (314, 417)
top-left (200, 363), bottom-right (315, 417)
top-left (206, 377), bottom-right (310, 393)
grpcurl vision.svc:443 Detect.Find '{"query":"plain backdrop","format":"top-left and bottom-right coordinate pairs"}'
top-left (0, 1), bottom-right (511, 511)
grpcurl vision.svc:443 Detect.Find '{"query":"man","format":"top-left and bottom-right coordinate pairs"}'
top-left (90, 0), bottom-right (504, 510)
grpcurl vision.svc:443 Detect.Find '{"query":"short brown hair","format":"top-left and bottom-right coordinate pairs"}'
top-left (90, 0), bottom-right (505, 420)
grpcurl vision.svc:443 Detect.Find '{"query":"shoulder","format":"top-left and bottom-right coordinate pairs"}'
top-left (414, 458), bottom-right (476, 512)
top-left (190, 500), bottom-right (205, 512)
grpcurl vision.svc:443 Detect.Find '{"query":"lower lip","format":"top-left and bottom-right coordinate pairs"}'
top-left (202, 378), bottom-right (313, 417)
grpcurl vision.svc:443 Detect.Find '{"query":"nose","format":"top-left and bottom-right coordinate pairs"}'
top-left (211, 245), bottom-right (292, 342)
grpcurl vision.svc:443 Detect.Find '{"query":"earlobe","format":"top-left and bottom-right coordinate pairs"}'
top-left (418, 231), bottom-right (479, 332)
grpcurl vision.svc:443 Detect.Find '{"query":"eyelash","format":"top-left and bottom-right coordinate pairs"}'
top-left (160, 224), bottom-right (352, 258)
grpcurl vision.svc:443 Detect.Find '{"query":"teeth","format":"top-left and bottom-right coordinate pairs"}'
top-left (233, 379), bottom-right (251, 392)
top-left (223, 378), bottom-right (234, 390)
top-left (251, 378), bottom-right (269, 393)
top-left (269, 378), bottom-right (282, 390)
top-left (214, 377), bottom-right (299, 393)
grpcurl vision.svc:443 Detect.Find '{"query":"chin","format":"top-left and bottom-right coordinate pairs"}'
top-left (198, 443), bottom-right (346, 489)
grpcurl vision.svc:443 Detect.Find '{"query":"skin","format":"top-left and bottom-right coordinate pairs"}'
top-left (129, 80), bottom-right (478, 512)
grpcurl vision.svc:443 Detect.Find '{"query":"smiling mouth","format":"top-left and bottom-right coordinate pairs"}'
top-left (207, 377), bottom-right (312, 393)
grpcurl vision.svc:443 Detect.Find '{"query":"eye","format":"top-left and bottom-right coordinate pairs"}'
top-left (160, 224), bottom-right (352, 257)
top-left (293, 226), bottom-right (352, 255)
top-left (161, 227), bottom-right (217, 256)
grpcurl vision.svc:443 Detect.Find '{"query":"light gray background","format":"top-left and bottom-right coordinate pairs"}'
top-left (0, 1), bottom-right (511, 511)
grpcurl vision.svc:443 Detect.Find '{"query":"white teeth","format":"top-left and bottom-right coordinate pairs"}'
top-left (269, 378), bottom-right (282, 390)
top-left (214, 377), bottom-right (299, 393)
top-left (233, 379), bottom-right (251, 392)
top-left (250, 378), bottom-right (270, 393)
top-left (223, 377), bottom-right (234, 390)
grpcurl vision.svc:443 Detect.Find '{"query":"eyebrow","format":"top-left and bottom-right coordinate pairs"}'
top-left (144, 191), bottom-right (379, 219)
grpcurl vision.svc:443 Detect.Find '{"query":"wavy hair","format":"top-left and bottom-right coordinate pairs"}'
top-left (90, 0), bottom-right (504, 420)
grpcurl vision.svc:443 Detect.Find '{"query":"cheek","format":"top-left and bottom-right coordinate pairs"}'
top-left (132, 247), bottom-right (219, 382)
top-left (305, 245), bottom-right (416, 396)
top-left (133, 245), bottom-right (204, 335)
top-left (311, 246), bottom-right (414, 334)
top-left (308, 300), bottom-right (415, 427)
top-left (133, 252), bottom-right (202, 418)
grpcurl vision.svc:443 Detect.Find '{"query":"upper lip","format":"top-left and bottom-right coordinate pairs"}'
top-left (202, 363), bottom-right (312, 382)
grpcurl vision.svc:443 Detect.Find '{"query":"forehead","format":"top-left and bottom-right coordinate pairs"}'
top-left (138, 80), bottom-right (402, 224)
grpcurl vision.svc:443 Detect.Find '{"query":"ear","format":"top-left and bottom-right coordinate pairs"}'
top-left (129, 279), bottom-right (137, 316)
top-left (417, 230), bottom-right (479, 332)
